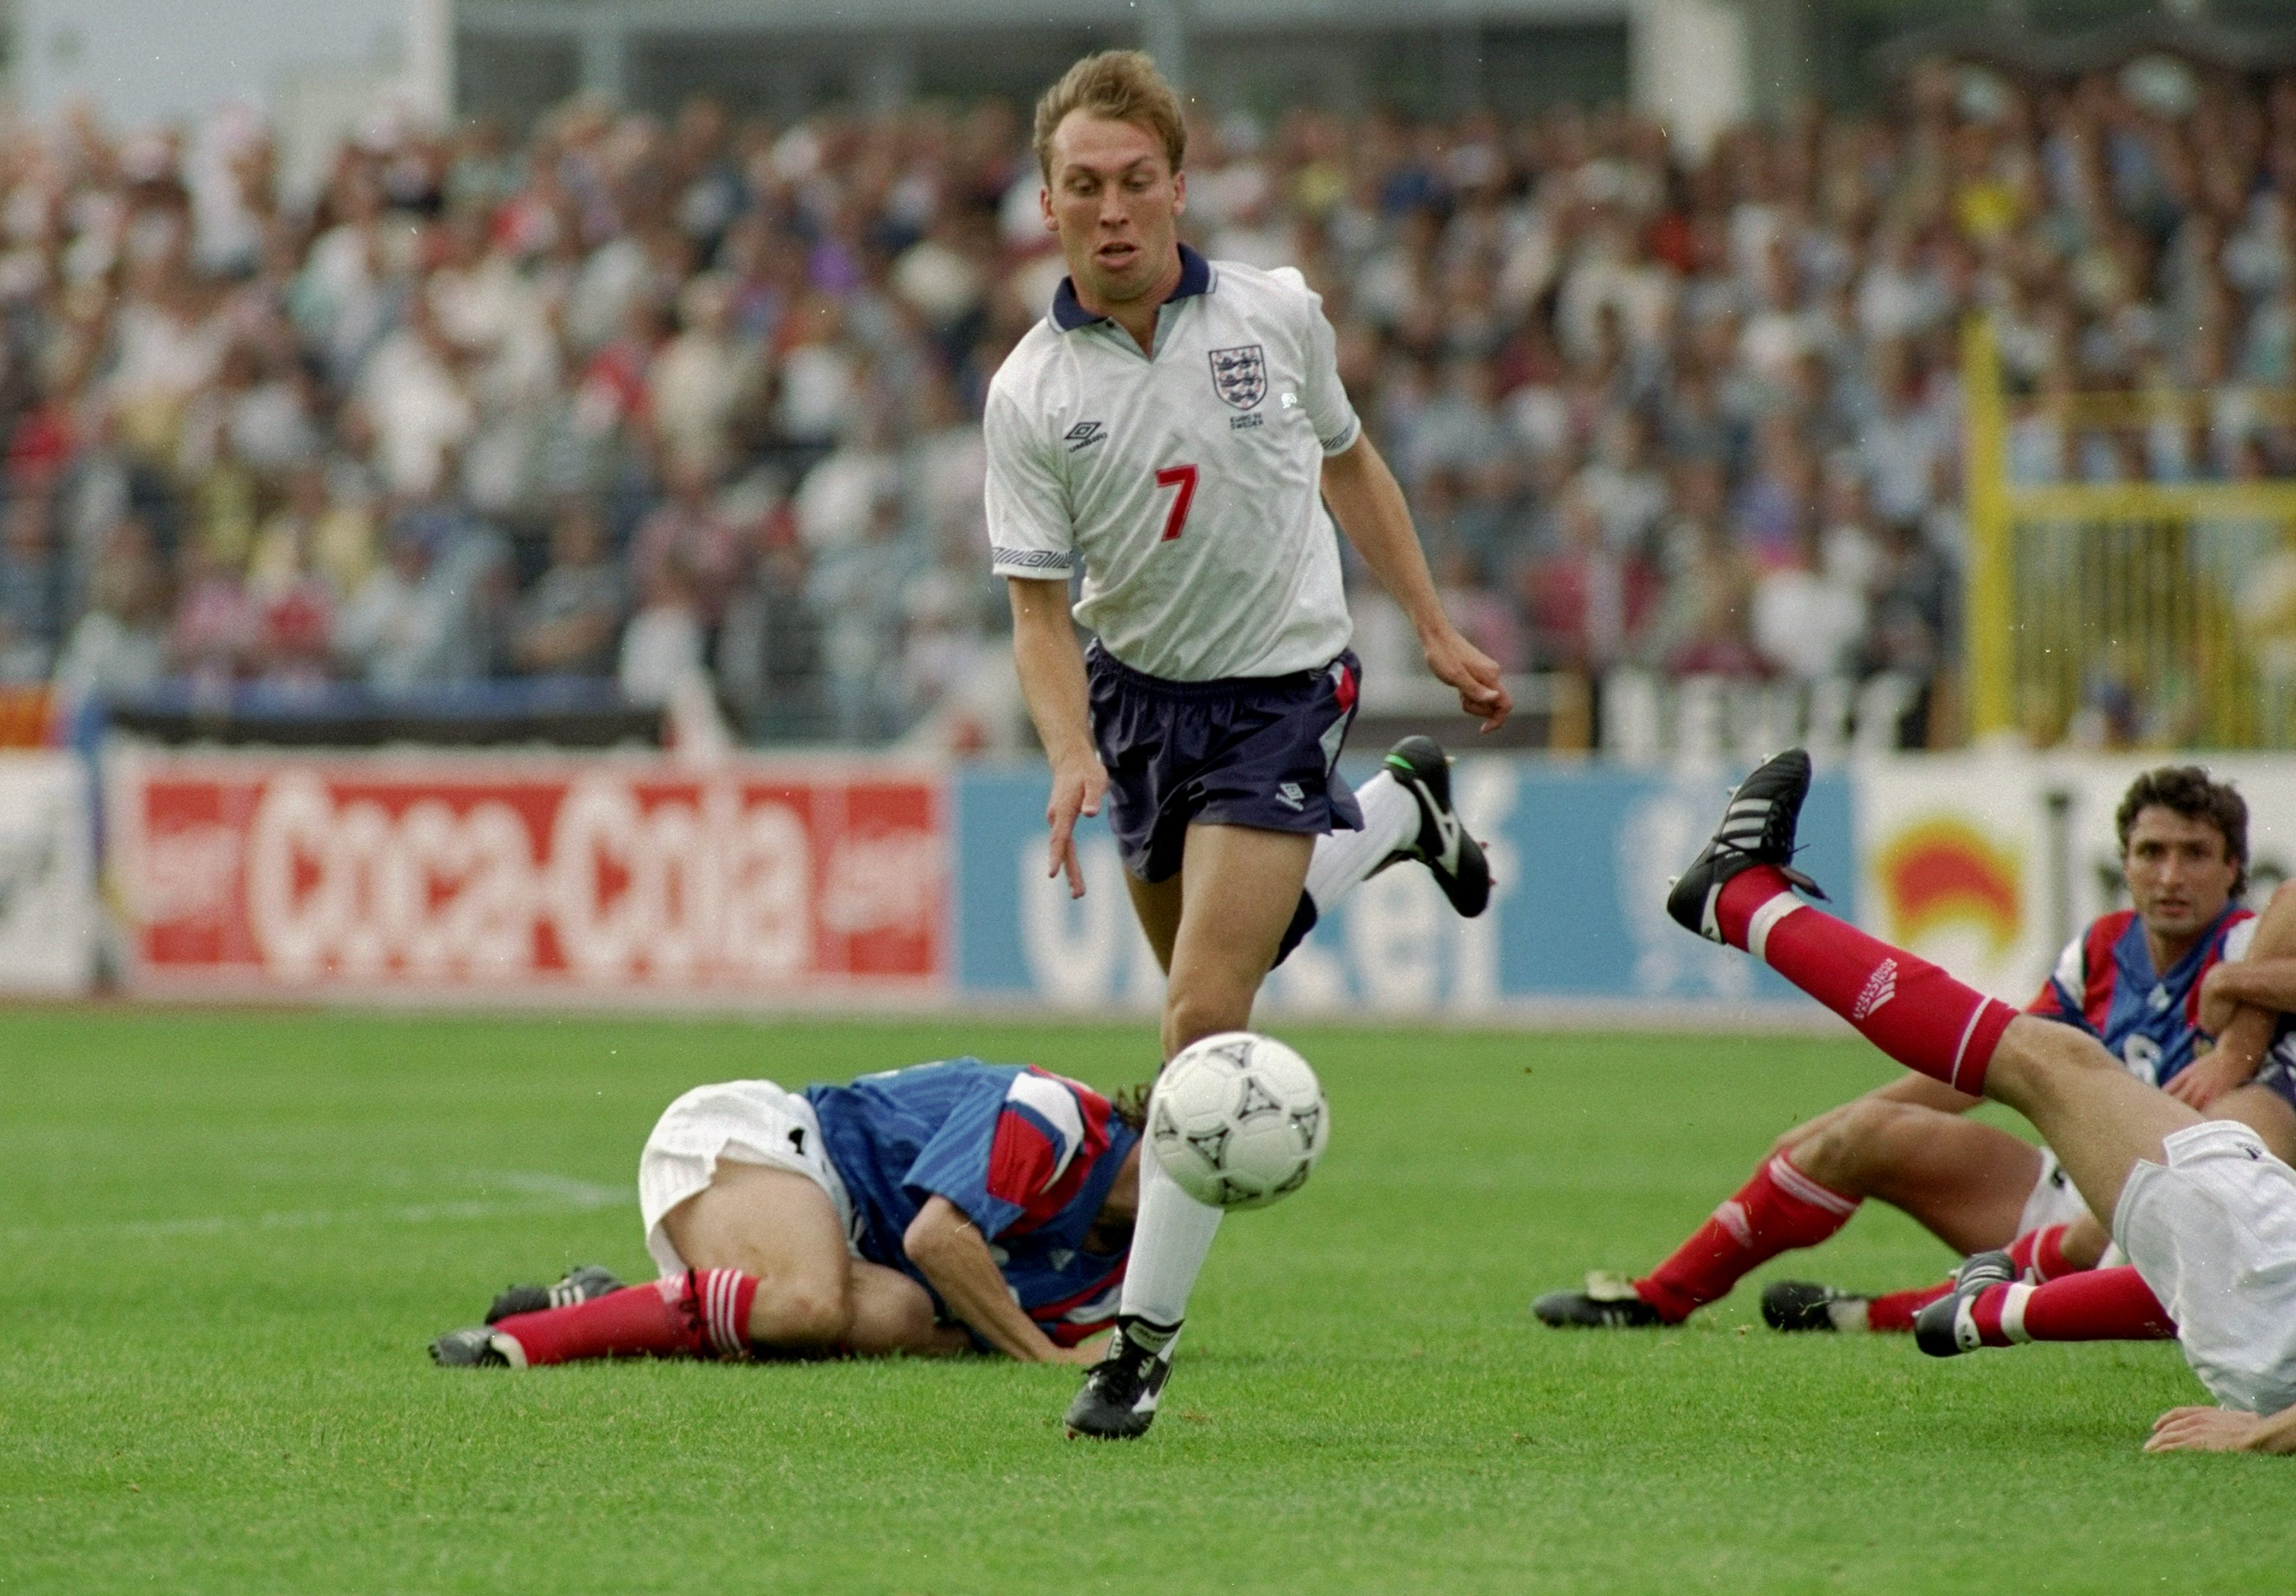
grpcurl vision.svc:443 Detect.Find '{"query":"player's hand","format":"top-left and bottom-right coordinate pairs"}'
top-left (2145, 1405), bottom-right (2267, 1453)
top-left (1421, 626), bottom-right (1510, 732)
top-left (2199, 963), bottom-right (2240, 1037)
top-left (1046, 753), bottom-right (1109, 900)
top-left (2164, 1045), bottom-right (2253, 1109)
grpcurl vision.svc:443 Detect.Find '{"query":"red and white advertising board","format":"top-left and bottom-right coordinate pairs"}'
top-left (108, 749), bottom-right (946, 1003)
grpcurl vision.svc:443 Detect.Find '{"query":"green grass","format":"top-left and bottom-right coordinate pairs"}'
top-left (0, 1009), bottom-right (2283, 1594)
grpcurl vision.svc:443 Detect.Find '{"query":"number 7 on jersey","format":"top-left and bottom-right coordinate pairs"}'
top-left (1154, 463), bottom-right (1198, 542)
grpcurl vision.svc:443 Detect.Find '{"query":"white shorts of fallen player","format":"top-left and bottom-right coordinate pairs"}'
top-left (2013, 1149), bottom-right (2131, 1269)
top-left (638, 1080), bottom-right (862, 1279)
top-left (2115, 1119), bottom-right (2296, 1416)
top-left (2019, 1148), bottom-right (2093, 1237)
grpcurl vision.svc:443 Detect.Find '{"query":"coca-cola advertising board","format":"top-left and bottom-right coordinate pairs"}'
top-left (108, 750), bottom-right (946, 1000)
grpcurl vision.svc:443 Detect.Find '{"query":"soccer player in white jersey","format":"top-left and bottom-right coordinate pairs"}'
top-left (985, 51), bottom-right (1511, 1440)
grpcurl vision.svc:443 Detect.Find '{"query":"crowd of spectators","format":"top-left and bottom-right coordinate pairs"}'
top-left (4, 57), bottom-right (2295, 746)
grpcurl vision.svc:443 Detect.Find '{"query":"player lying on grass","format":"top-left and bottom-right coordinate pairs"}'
top-left (431, 1060), bottom-right (1143, 1368)
top-left (993, 52), bottom-right (1507, 1438)
top-left (1657, 749), bottom-right (2296, 1453)
top-left (1534, 765), bottom-right (2296, 1334)
top-left (1767, 867), bottom-right (2296, 1340)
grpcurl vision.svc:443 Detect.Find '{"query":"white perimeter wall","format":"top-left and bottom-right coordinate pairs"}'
top-left (16, 0), bottom-right (449, 129)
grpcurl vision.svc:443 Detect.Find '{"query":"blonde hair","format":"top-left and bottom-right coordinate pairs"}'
top-left (1032, 51), bottom-right (1187, 182)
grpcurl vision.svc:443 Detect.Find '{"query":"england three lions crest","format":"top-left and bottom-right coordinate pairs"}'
top-left (1209, 344), bottom-right (1267, 410)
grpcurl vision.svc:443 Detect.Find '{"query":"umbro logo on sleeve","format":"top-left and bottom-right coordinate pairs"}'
top-left (1065, 420), bottom-right (1108, 451)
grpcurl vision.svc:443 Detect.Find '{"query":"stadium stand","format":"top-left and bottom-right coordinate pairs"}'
top-left (2, 43), bottom-right (2295, 750)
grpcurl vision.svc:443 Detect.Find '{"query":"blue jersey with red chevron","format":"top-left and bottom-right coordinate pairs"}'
top-left (2028, 904), bottom-right (2256, 1086)
top-left (804, 1059), bottom-right (1139, 1347)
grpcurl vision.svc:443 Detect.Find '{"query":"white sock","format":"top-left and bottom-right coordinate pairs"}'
top-left (1303, 769), bottom-right (1419, 914)
top-left (1117, 1142), bottom-right (1224, 1329)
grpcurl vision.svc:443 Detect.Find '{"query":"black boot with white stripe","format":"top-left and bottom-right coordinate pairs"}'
top-left (1379, 735), bottom-right (1490, 918)
top-left (1913, 1250), bottom-right (2018, 1358)
top-left (1664, 749), bottom-right (1827, 943)
top-left (485, 1264), bottom-right (624, 1325)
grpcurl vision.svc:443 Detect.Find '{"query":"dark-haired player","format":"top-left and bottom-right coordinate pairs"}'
top-left (991, 49), bottom-right (1507, 1437)
top-left (431, 1060), bottom-right (1144, 1368)
top-left (1534, 765), bottom-right (2296, 1334)
top-left (1658, 749), bottom-right (2296, 1452)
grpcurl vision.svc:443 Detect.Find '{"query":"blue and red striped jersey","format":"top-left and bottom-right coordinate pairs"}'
top-left (804, 1059), bottom-right (1139, 1346)
top-left (2027, 904), bottom-right (2256, 1086)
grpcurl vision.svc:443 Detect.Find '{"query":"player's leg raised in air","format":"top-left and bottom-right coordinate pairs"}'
top-left (1656, 749), bottom-right (2296, 1453)
top-left (1774, 779), bottom-right (2296, 1335)
top-left (1533, 752), bottom-right (2039, 1332)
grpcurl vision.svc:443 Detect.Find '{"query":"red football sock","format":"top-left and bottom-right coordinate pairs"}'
top-left (1865, 1280), bottom-right (1951, 1333)
top-left (491, 1270), bottom-right (759, 1366)
top-left (1977, 1267), bottom-right (2176, 1343)
top-left (2007, 1223), bottom-right (2082, 1283)
top-left (1715, 867), bottom-right (2017, 1096)
top-left (1636, 1155), bottom-right (1860, 1322)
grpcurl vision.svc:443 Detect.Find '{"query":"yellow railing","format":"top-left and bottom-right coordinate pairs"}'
top-left (1962, 318), bottom-right (2296, 748)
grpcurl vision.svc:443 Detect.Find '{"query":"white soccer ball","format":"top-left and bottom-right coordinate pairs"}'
top-left (1147, 1031), bottom-right (1330, 1210)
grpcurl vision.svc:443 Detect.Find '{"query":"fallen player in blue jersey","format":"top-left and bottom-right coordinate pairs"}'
top-left (430, 1060), bottom-right (1144, 1367)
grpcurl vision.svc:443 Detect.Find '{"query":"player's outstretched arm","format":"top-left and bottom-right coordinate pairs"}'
top-left (1007, 576), bottom-right (1109, 899)
top-left (1319, 435), bottom-right (1510, 732)
top-left (2146, 1402), bottom-right (2296, 1454)
top-left (902, 1196), bottom-right (1096, 1364)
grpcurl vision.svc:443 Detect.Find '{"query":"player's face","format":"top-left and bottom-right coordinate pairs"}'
top-left (2123, 805), bottom-right (2240, 941)
top-left (1040, 111), bottom-right (1185, 311)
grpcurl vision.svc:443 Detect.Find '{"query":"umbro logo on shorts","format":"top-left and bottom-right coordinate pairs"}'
top-left (1275, 782), bottom-right (1305, 811)
top-left (1065, 420), bottom-right (1107, 451)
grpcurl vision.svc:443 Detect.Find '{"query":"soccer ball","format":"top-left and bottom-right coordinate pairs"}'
top-left (1147, 1031), bottom-right (1329, 1210)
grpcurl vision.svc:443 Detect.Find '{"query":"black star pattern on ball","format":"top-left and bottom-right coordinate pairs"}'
top-left (1235, 1075), bottom-right (1283, 1122)
top-left (1186, 1125), bottom-right (1232, 1169)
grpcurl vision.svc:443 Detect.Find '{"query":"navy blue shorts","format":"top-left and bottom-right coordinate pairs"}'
top-left (2251, 1039), bottom-right (2296, 1113)
top-left (1085, 643), bottom-right (1363, 885)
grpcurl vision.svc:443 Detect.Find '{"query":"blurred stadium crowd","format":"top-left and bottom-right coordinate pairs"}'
top-left (4, 62), bottom-right (2295, 745)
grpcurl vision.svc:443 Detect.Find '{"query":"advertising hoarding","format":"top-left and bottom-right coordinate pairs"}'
top-left (108, 750), bottom-right (945, 1001)
top-left (0, 752), bottom-right (95, 995)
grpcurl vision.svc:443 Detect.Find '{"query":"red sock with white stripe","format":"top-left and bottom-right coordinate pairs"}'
top-left (1866, 1279), bottom-right (1951, 1333)
top-left (490, 1270), bottom-right (758, 1366)
top-left (2007, 1223), bottom-right (2081, 1282)
top-left (1635, 1155), bottom-right (1860, 1322)
top-left (1866, 1227), bottom-right (2082, 1333)
top-left (1960, 1266), bottom-right (2175, 1346)
top-left (1715, 867), bottom-right (2018, 1095)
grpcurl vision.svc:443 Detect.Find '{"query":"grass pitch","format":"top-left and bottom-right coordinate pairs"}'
top-left (1, 1008), bottom-right (2285, 1594)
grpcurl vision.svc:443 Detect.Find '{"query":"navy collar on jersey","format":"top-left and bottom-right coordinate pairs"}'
top-left (1049, 243), bottom-right (1213, 332)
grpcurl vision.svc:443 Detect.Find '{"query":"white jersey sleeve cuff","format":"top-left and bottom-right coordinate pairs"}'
top-left (1319, 415), bottom-right (1362, 456)
top-left (991, 546), bottom-right (1077, 578)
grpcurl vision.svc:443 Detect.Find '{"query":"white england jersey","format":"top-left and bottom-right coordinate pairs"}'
top-left (984, 246), bottom-right (1362, 681)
